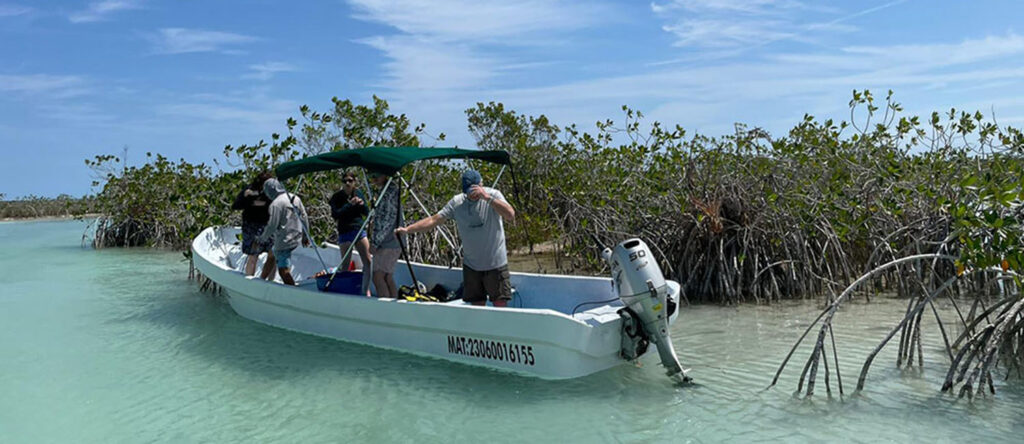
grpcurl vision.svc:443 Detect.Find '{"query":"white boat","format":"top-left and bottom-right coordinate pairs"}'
top-left (192, 225), bottom-right (684, 380)
top-left (192, 146), bottom-right (690, 381)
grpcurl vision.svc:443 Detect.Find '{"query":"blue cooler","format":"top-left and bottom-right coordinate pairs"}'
top-left (316, 271), bottom-right (363, 294)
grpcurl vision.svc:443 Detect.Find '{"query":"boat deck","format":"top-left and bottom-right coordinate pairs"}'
top-left (206, 226), bottom-right (627, 321)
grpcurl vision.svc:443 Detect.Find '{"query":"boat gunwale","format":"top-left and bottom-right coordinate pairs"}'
top-left (191, 225), bottom-right (631, 324)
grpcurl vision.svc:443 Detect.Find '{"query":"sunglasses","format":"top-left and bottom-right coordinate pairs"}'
top-left (343, 178), bottom-right (356, 183)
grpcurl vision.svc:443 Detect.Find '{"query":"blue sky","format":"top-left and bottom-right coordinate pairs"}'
top-left (2, 0), bottom-right (1023, 197)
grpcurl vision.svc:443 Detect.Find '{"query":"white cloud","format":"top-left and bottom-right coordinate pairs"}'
top-left (0, 74), bottom-right (90, 98)
top-left (340, 1), bottom-right (1023, 149)
top-left (651, 0), bottom-right (902, 49)
top-left (662, 18), bottom-right (795, 48)
top-left (35, 102), bottom-right (118, 125)
top-left (0, 4), bottom-right (31, 17)
top-left (346, 0), bottom-right (611, 105)
top-left (149, 28), bottom-right (258, 54)
top-left (494, 33), bottom-right (1024, 135)
top-left (0, 74), bottom-right (110, 131)
top-left (68, 0), bottom-right (142, 23)
top-left (348, 0), bottom-right (607, 42)
top-left (159, 102), bottom-right (290, 125)
top-left (360, 36), bottom-right (496, 93)
top-left (155, 91), bottom-right (297, 129)
top-left (651, 0), bottom-right (809, 15)
top-left (356, 31), bottom-right (1024, 146)
top-left (242, 62), bottom-right (299, 81)
top-left (839, 33), bottom-right (1024, 68)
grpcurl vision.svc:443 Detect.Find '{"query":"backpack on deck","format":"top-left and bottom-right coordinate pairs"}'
top-left (398, 283), bottom-right (438, 302)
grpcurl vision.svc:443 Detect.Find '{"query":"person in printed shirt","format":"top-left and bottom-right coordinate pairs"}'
top-left (367, 172), bottom-right (402, 298)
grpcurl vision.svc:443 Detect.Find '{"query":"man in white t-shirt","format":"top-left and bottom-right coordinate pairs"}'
top-left (395, 169), bottom-right (516, 306)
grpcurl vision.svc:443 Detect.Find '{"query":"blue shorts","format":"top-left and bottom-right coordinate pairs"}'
top-left (273, 248), bottom-right (294, 269)
top-left (338, 229), bottom-right (366, 244)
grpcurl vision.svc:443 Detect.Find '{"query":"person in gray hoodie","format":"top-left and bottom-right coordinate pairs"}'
top-left (256, 178), bottom-right (311, 285)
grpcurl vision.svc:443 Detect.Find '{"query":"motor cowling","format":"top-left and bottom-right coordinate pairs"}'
top-left (603, 238), bottom-right (690, 383)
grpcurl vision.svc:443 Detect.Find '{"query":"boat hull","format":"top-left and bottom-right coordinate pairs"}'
top-left (192, 226), bottom-right (680, 379)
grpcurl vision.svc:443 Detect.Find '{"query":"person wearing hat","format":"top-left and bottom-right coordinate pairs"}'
top-left (396, 169), bottom-right (516, 306)
top-left (256, 178), bottom-right (311, 286)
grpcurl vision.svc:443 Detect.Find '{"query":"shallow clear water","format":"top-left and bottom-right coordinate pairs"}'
top-left (1, 220), bottom-right (1022, 443)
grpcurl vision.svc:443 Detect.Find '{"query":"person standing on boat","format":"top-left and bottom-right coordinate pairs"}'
top-left (368, 172), bottom-right (402, 298)
top-left (257, 178), bottom-right (311, 286)
top-left (231, 171), bottom-right (277, 279)
top-left (396, 169), bottom-right (515, 307)
top-left (329, 169), bottom-right (372, 294)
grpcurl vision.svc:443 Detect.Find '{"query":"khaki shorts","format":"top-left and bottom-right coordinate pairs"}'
top-left (372, 248), bottom-right (401, 274)
top-left (463, 265), bottom-right (512, 303)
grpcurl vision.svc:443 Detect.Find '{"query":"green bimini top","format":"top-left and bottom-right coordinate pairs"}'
top-left (275, 146), bottom-right (511, 180)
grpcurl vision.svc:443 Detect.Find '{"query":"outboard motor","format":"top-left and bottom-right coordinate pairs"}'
top-left (603, 238), bottom-right (690, 383)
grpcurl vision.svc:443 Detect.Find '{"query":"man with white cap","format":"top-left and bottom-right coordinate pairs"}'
top-left (396, 169), bottom-right (516, 306)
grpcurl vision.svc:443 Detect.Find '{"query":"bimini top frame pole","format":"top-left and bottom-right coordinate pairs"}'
top-left (323, 175), bottom-right (394, 292)
top-left (274, 146), bottom-right (516, 291)
top-left (399, 176), bottom-right (460, 263)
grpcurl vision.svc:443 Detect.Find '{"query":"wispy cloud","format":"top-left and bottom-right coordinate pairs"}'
top-left (335, 28), bottom-right (1024, 147)
top-left (340, 1), bottom-right (1024, 147)
top-left (242, 62), bottom-right (298, 81)
top-left (347, 0), bottom-right (611, 102)
top-left (651, 0), bottom-right (811, 48)
top-left (149, 28), bottom-right (258, 55)
top-left (661, 18), bottom-right (796, 48)
top-left (35, 102), bottom-right (118, 125)
top-left (519, 46), bottom-right (1024, 106)
top-left (0, 74), bottom-right (109, 130)
top-left (839, 33), bottom-right (1024, 68)
top-left (651, 0), bottom-right (902, 50)
top-left (68, 0), bottom-right (142, 24)
top-left (348, 0), bottom-right (608, 42)
top-left (360, 35), bottom-right (496, 94)
top-left (155, 90), bottom-right (298, 129)
top-left (0, 3), bottom-right (32, 17)
top-left (0, 74), bottom-right (91, 98)
top-left (651, 0), bottom-right (812, 15)
top-left (473, 32), bottom-right (1024, 138)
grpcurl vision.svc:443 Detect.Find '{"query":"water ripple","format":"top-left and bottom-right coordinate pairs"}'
top-left (3, 221), bottom-right (1024, 443)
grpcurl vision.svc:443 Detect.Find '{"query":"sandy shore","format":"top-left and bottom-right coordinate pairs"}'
top-left (0, 213), bottom-right (99, 223)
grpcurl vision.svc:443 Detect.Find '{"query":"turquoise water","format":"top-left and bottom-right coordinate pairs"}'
top-left (1, 220), bottom-right (1022, 443)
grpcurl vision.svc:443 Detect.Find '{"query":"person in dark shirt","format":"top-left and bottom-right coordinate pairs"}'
top-left (232, 171), bottom-right (276, 278)
top-left (329, 170), bottom-right (372, 295)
